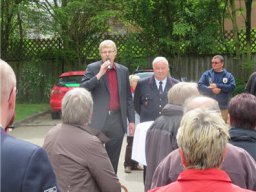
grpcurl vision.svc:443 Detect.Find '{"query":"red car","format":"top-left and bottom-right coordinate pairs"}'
top-left (50, 70), bottom-right (85, 119)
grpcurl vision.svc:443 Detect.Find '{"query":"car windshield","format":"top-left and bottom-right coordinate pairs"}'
top-left (57, 75), bottom-right (83, 87)
top-left (135, 72), bottom-right (154, 79)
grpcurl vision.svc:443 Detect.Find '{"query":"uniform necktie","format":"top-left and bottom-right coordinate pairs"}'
top-left (159, 81), bottom-right (163, 94)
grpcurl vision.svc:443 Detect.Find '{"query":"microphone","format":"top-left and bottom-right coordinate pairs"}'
top-left (106, 59), bottom-right (111, 70)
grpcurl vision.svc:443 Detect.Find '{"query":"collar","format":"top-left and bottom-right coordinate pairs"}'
top-left (229, 127), bottom-right (256, 141)
top-left (178, 169), bottom-right (231, 183)
top-left (110, 63), bottom-right (117, 70)
top-left (162, 104), bottom-right (183, 116)
top-left (68, 124), bottom-right (110, 143)
top-left (210, 68), bottom-right (227, 75)
top-left (154, 77), bottom-right (167, 87)
top-left (112, 63), bottom-right (116, 69)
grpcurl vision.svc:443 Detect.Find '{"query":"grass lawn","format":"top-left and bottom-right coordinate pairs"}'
top-left (15, 103), bottom-right (50, 121)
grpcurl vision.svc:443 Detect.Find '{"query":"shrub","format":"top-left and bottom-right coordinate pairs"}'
top-left (18, 59), bottom-right (52, 103)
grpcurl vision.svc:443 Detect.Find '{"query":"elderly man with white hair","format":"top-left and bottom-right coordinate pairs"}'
top-left (134, 56), bottom-right (179, 182)
top-left (134, 56), bottom-right (179, 123)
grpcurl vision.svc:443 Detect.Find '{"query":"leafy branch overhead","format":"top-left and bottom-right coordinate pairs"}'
top-left (1, 0), bottom-right (255, 63)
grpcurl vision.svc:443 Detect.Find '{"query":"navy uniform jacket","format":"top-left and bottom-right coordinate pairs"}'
top-left (198, 69), bottom-right (236, 109)
top-left (80, 60), bottom-right (135, 133)
top-left (134, 75), bottom-right (179, 122)
top-left (1, 128), bottom-right (59, 192)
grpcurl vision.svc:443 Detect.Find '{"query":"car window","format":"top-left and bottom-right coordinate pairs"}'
top-left (135, 72), bottom-right (154, 79)
top-left (57, 75), bottom-right (83, 87)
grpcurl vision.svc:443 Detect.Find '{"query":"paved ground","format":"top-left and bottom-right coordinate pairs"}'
top-left (10, 112), bottom-right (144, 192)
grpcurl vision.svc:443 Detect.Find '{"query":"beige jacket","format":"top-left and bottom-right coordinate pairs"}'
top-left (43, 123), bottom-right (121, 192)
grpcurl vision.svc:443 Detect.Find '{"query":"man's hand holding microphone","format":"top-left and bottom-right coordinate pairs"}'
top-left (96, 58), bottom-right (111, 80)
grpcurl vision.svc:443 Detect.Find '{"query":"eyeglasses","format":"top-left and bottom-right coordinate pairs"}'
top-left (211, 62), bottom-right (221, 64)
top-left (101, 50), bottom-right (115, 55)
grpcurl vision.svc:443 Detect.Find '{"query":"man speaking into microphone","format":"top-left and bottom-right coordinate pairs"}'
top-left (106, 57), bottom-right (112, 70)
top-left (80, 40), bottom-right (135, 174)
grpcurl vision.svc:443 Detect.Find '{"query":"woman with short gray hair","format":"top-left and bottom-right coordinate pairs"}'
top-left (43, 88), bottom-right (121, 192)
top-left (61, 87), bottom-right (93, 125)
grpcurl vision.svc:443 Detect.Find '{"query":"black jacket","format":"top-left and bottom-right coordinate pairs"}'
top-left (229, 127), bottom-right (256, 161)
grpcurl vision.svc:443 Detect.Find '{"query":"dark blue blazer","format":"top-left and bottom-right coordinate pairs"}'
top-left (134, 75), bottom-right (179, 122)
top-left (1, 128), bottom-right (59, 192)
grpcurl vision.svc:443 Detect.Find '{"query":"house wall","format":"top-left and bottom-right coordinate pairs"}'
top-left (224, 0), bottom-right (256, 30)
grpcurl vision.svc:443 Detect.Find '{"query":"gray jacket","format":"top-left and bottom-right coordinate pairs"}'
top-left (80, 61), bottom-right (135, 132)
top-left (151, 143), bottom-right (256, 191)
top-left (145, 104), bottom-right (183, 191)
top-left (43, 123), bottom-right (121, 192)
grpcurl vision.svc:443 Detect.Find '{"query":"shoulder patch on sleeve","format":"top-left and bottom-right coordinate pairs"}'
top-left (44, 186), bottom-right (57, 192)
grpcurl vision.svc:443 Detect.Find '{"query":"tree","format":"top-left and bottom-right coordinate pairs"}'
top-left (124, 0), bottom-right (225, 56)
top-left (40, 0), bottom-right (120, 67)
top-left (173, 0), bottom-right (225, 54)
top-left (245, 0), bottom-right (253, 44)
top-left (124, 0), bottom-right (180, 56)
top-left (241, 0), bottom-right (254, 67)
top-left (0, 0), bottom-right (21, 58)
top-left (225, 0), bottom-right (241, 56)
top-left (1, 0), bottom-right (56, 58)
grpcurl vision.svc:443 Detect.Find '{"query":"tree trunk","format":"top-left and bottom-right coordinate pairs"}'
top-left (245, 0), bottom-right (252, 44)
top-left (229, 0), bottom-right (240, 57)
